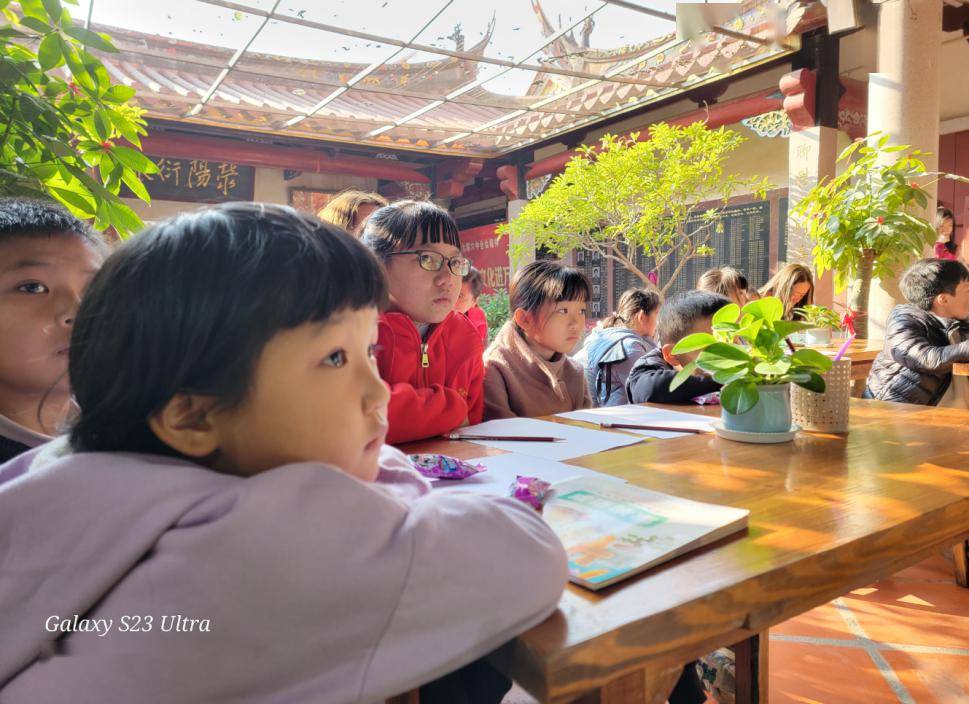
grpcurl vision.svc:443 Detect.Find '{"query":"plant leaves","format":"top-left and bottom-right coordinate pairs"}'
top-left (754, 358), bottom-right (792, 375)
top-left (63, 25), bottom-right (118, 52)
top-left (772, 320), bottom-right (814, 339)
top-left (700, 342), bottom-right (751, 361)
top-left (110, 145), bottom-right (158, 173)
top-left (671, 332), bottom-right (716, 354)
top-left (793, 371), bottom-right (826, 393)
top-left (49, 185), bottom-right (95, 215)
top-left (40, 0), bottom-right (61, 23)
top-left (120, 168), bottom-right (149, 202)
top-left (37, 32), bottom-right (62, 70)
top-left (742, 296), bottom-right (784, 322)
top-left (668, 361), bottom-right (697, 391)
top-left (712, 367), bottom-right (748, 385)
top-left (104, 84), bottom-right (136, 103)
top-left (712, 302), bottom-right (740, 325)
top-left (18, 16), bottom-right (52, 33)
top-left (697, 349), bottom-right (750, 372)
top-left (792, 348), bottom-right (834, 371)
top-left (102, 198), bottom-right (143, 235)
top-left (721, 381), bottom-right (759, 415)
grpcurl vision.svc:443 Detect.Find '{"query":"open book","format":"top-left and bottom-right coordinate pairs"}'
top-left (544, 476), bottom-right (749, 590)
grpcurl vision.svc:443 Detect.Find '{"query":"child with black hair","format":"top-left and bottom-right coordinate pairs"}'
top-left (0, 198), bottom-right (106, 463)
top-left (865, 258), bottom-right (969, 405)
top-left (455, 265), bottom-right (489, 344)
top-left (575, 287), bottom-right (660, 407)
top-left (626, 290), bottom-right (731, 404)
top-left (483, 260), bottom-right (592, 419)
top-left (0, 203), bottom-right (567, 703)
top-left (362, 201), bottom-right (485, 443)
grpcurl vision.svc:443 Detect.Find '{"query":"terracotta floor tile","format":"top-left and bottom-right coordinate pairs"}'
top-left (843, 578), bottom-right (969, 618)
top-left (891, 552), bottom-right (956, 583)
top-left (769, 640), bottom-right (901, 703)
top-left (771, 602), bottom-right (857, 641)
top-left (844, 583), bottom-right (969, 649)
top-left (880, 650), bottom-right (969, 704)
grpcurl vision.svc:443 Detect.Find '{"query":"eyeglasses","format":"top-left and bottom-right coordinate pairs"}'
top-left (386, 250), bottom-right (471, 277)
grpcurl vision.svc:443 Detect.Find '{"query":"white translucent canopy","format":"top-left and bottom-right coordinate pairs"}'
top-left (70, 0), bottom-right (798, 156)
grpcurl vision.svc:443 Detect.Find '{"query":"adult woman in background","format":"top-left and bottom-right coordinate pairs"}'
top-left (319, 190), bottom-right (388, 236)
top-left (934, 207), bottom-right (958, 261)
top-left (759, 263), bottom-right (814, 320)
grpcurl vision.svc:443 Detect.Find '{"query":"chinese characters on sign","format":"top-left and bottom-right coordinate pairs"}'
top-left (134, 156), bottom-right (255, 203)
top-left (458, 223), bottom-right (511, 293)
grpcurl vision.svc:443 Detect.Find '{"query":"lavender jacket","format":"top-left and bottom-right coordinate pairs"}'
top-left (0, 439), bottom-right (568, 703)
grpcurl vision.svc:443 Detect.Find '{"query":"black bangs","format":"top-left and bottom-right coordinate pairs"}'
top-left (69, 202), bottom-right (387, 454)
top-left (556, 268), bottom-right (592, 303)
top-left (510, 260), bottom-right (591, 314)
top-left (0, 197), bottom-right (106, 254)
top-left (361, 200), bottom-right (462, 257)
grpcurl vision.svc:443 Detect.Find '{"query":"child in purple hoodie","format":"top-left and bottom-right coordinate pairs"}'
top-left (0, 203), bottom-right (568, 704)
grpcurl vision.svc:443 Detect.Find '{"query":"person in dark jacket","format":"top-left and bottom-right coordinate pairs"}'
top-left (627, 291), bottom-right (730, 404)
top-left (865, 258), bottom-right (969, 405)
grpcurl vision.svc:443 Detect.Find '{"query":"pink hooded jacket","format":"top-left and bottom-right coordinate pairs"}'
top-left (0, 439), bottom-right (567, 703)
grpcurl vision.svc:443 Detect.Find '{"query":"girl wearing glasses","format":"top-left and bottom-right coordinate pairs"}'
top-left (362, 201), bottom-right (485, 444)
top-left (483, 260), bottom-right (593, 419)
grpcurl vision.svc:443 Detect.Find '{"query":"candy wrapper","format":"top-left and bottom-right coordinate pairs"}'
top-left (408, 454), bottom-right (485, 480)
top-left (511, 475), bottom-right (552, 511)
top-left (692, 391), bottom-right (721, 406)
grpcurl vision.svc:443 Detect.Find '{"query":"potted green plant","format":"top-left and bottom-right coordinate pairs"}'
top-left (793, 304), bottom-right (842, 346)
top-left (792, 133), bottom-right (969, 339)
top-left (669, 296), bottom-right (833, 439)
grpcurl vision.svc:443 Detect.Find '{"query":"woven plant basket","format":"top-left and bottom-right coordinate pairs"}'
top-left (791, 358), bottom-right (851, 433)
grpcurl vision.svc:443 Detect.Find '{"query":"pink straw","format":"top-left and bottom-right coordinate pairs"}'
top-left (833, 334), bottom-right (856, 362)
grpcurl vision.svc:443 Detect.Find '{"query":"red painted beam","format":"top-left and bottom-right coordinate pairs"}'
top-left (496, 164), bottom-right (520, 200)
top-left (524, 88), bottom-right (783, 181)
top-left (780, 68), bottom-right (817, 130)
top-left (139, 132), bottom-right (431, 183)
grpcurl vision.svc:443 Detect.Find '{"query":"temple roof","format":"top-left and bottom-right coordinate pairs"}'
top-left (67, 0), bottom-right (808, 157)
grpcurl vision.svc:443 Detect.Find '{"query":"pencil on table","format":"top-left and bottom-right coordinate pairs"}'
top-left (598, 422), bottom-right (708, 434)
top-left (446, 434), bottom-right (565, 442)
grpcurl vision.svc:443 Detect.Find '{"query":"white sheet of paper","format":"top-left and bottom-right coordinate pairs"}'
top-left (431, 453), bottom-right (624, 496)
top-left (452, 417), bottom-right (643, 460)
top-left (555, 405), bottom-right (715, 438)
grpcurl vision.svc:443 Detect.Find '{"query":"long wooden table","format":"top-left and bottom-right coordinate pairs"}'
top-left (402, 399), bottom-right (969, 703)
top-left (804, 337), bottom-right (884, 382)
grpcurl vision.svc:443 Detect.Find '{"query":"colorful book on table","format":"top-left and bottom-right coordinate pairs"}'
top-left (544, 476), bottom-right (749, 590)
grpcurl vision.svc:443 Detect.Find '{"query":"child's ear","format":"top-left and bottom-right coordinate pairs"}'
top-left (661, 343), bottom-right (680, 369)
top-left (512, 307), bottom-right (532, 331)
top-left (148, 393), bottom-right (222, 458)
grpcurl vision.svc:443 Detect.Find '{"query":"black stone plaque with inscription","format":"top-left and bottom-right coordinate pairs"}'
top-left (612, 200), bottom-right (778, 301)
top-left (574, 249), bottom-right (607, 319)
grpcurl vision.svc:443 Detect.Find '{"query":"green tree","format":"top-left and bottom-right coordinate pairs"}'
top-left (498, 123), bottom-right (770, 294)
top-left (792, 134), bottom-right (969, 338)
top-left (477, 289), bottom-right (509, 345)
top-left (1, 0), bottom-right (156, 236)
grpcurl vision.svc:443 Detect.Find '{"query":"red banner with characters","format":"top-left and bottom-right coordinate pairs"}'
top-left (459, 223), bottom-right (510, 293)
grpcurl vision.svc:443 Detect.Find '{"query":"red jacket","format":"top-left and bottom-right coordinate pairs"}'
top-left (376, 310), bottom-right (485, 444)
top-left (465, 304), bottom-right (489, 345)
top-left (935, 241), bottom-right (958, 261)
